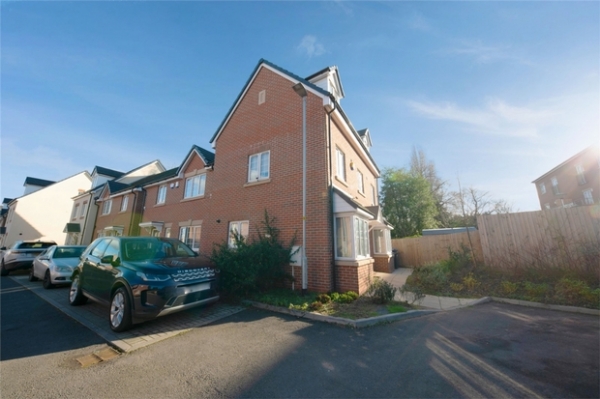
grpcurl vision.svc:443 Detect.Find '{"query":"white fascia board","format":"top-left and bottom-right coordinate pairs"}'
top-left (330, 109), bottom-right (379, 177)
top-left (109, 190), bottom-right (133, 199)
top-left (211, 64), bottom-right (331, 148)
top-left (144, 176), bottom-right (180, 189)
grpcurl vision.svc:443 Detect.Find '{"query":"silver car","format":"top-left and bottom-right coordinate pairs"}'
top-left (30, 245), bottom-right (87, 289)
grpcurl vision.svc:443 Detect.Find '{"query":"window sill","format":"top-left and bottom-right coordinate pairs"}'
top-left (244, 178), bottom-right (271, 187)
top-left (180, 195), bottom-right (205, 203)
top-left (358, 190), bottom-right (366, 198)
top-left (154, 203), bottom-right (166, 207)
top-left (335, 175), bottom-right (348, 187)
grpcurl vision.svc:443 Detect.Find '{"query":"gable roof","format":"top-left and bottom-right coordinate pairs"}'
top-left (106, 180), bottom-right (129, 194)
top-left (176, 145), bottom-right (215, 176)
top-left (24, 177), bottom-right (55, 187)
top-left (92, 166), bottom-right (124, 179)
top-left (532, 144), bottom-right (599, 183)
top-left (305, 65), bottom-right (346, 100)
top-left (126, 168), bottom-right (179, 190)
top-left (209, 58), bottom-right (331, 145)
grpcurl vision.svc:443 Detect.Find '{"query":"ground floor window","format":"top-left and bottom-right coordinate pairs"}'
top-left (373, 229), bottom-right (392, 255)
top-left (335, 215), bottom-right (370, 259)
top-left (228, 221), bottom-right (249, 248)
top-left (179, 226), bottom-right (201, 251)
top-left (65, 232), bottom-right (80, 245)
top-left (164, 227), bottom-right (171, 238)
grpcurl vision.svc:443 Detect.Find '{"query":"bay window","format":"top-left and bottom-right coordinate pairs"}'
top-left (335, 215), bottom-right (370, 259)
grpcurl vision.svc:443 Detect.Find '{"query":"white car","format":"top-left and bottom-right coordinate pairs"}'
top-left (29, 245), bottom-right (87, 289)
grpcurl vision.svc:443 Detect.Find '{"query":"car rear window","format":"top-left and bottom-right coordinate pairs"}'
top-left (17, 242), bottom-right (55, 249)
top-left (54, 247), bottom-right (85, 259)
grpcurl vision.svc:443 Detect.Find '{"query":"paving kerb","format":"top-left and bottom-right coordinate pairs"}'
top-left (9, 275), bottom-right (245, 353)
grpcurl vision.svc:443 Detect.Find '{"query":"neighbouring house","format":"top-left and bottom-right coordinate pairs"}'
top-left (0, 172), bottom-right (92, 249)
top-left (85, 160), bottom-right (166, 241)
top-left (65, 166), bottom-right (125, 245)
top-left (533, 145), bottom-right (600, 210)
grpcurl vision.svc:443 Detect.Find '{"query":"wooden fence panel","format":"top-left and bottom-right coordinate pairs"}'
top-left (477, 205), bottom-right (600, 271)
top-left (390, 205), bottom-right (599, 271)
top-left (392, 232), bottom-right (483, 268)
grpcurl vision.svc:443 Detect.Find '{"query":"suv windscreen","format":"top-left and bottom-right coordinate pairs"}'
top-left (121, 238), bottom-right (196, 261)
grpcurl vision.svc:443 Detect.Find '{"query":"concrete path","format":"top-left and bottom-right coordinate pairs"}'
top-left (374, 267), bottom-right (481, 310)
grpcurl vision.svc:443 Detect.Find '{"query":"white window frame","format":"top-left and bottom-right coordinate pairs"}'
top-left (576, 164), bottom-right (586, 185)
top-left (71, 204), bottom-right (79, 220)
top-left (357, 170), bottom-right (364, 194)
top-left (228, 221), bottom-right (249, 248)
top-left (373, 229), bottom-right (392, 255)
top-left (248, 151), bottom-right (270, 182)
top-left (583, 189), bottom-right (594, 205)
top-left (184, 174), bottom-right (206, 199)
top-left (179, 226), bottom-right (201, 251)
top-left (157, 185), bottom-right (167, 204)
top-left (551, 177), bottom-right (560, 195)
top-left (336, 148), bottom-right (346, 181)
top-left (101, 200), bottom-right (112, 215)
top-left (334, 214), bottom-right (370, 260)
top-left (120, 195), bottom-right (129, 212)
top-left (539, 183), bottom-right (546, 195)
top-left (79, 201), bottom-right (88, 218)
top-left (164, 227), bottom-right (171, 238)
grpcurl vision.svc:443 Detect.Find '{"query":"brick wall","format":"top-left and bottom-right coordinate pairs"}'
top-left (373, 255), bottom-right (393, 273)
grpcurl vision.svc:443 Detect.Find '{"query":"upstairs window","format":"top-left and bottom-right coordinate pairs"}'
top-left (184, 174), bottom-right (206, 199)
top-left (583, 189), bottom-right (594, 205)
top-left (551, 177), bottom-right (560, 195)
top-left (101, 200), bottom-right (112, 215)
top-left (248, 151), bottom-right (270, 182)
top-left (157, 185), bottom-right (167, 204)
top-left (539, 183), bottom-right (546, 195)
top-left (120, 195), bottom-right (129, 212)
top-left (71, 205), bottom-right (79, 220)
top-left (80, 201), bottom-right (88, 218)
top-left (336, 148), bottom-right (346, 181)
top-left (575, 164), bottom-right (586, 185)
top-left (357, 170), bottom-right (364, 194)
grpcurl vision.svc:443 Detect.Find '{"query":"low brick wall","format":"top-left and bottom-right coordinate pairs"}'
top-left (373, 255), bottom-right (393, 273)
top-left (336, 259), bottom-right (374, 295)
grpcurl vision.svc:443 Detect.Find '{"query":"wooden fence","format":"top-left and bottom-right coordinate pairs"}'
top-left (391, 205), bottom-right (600, 271)
top-left (391, 231), bottom-right (483, 268)
top-left (477, 205), bottom-right (600, 271)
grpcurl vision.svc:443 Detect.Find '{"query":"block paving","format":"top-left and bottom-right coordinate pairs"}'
top-left (11, 275), bottom-right (245, 353)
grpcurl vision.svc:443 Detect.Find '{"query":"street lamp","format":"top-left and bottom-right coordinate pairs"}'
top-left (292, 82), bottom-right (308, 296)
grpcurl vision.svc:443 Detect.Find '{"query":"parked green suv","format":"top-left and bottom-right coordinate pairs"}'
top-left (69, 237), bottom-right (219, 332)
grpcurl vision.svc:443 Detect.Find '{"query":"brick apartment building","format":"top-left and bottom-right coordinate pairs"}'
top-left (90, 59), bottom-right (393, 294)
top-left (533, 145), bottom-right (600, 210)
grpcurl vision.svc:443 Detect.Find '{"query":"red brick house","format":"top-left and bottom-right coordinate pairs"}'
top-left (92, 59), bottom-right (393, 294)
top-left (533, 145), bottom-right (600, 210)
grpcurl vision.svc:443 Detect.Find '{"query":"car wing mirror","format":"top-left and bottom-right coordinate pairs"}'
top-left (100, 255), bottom-right (120, 267)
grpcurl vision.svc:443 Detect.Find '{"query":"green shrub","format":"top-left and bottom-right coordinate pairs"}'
top-left (310, 301), bottom-right (323, 311)
top-left (345, 291), bottom-right (359, 300)
top-left (523, 282), bottom-right (550, 302)
top-left (366, 278), bottom-right (397, 304)
top-left (450, 283), bottom-right (464, 293)
top-left (399, 283), bottom-right (425, 305)
top-left (316, 293), bottom-right (331, 303)
top-left (439, 244), bottom-right (475, 274)
top-left (554, 278), bottom-right (599, 308)
top-left (211, 210), bottom-right (296, 298)
top-left (330, 292), bottom-right (340, 302)
top-left (500, 280), bottom-right (518, 296)
top-left (462, 273), bottom-right (480, 291)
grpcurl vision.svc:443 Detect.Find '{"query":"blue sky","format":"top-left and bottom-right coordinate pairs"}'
top-left (2, 1), bottom-right (598, 212)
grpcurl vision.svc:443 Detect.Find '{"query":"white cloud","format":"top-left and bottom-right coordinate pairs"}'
top-left (296, 35), bottom-right (326, 58)
top-left (442, 40), bottom-right (532, 65)
top-left (405, 97), bottom-right (557, 138)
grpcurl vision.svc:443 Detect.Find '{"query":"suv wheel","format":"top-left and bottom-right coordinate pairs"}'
top-left (69, 274), bottom-right (87, 305)
top-left (109, 287), bottom-right (133, 332)
top-left (0, 260), bottom-right (8, 276)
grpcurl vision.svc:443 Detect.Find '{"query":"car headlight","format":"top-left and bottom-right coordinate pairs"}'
top-left (55, 265), bottom-right (74, 273)
top-left (136, 272), bottom-right (171, 282)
